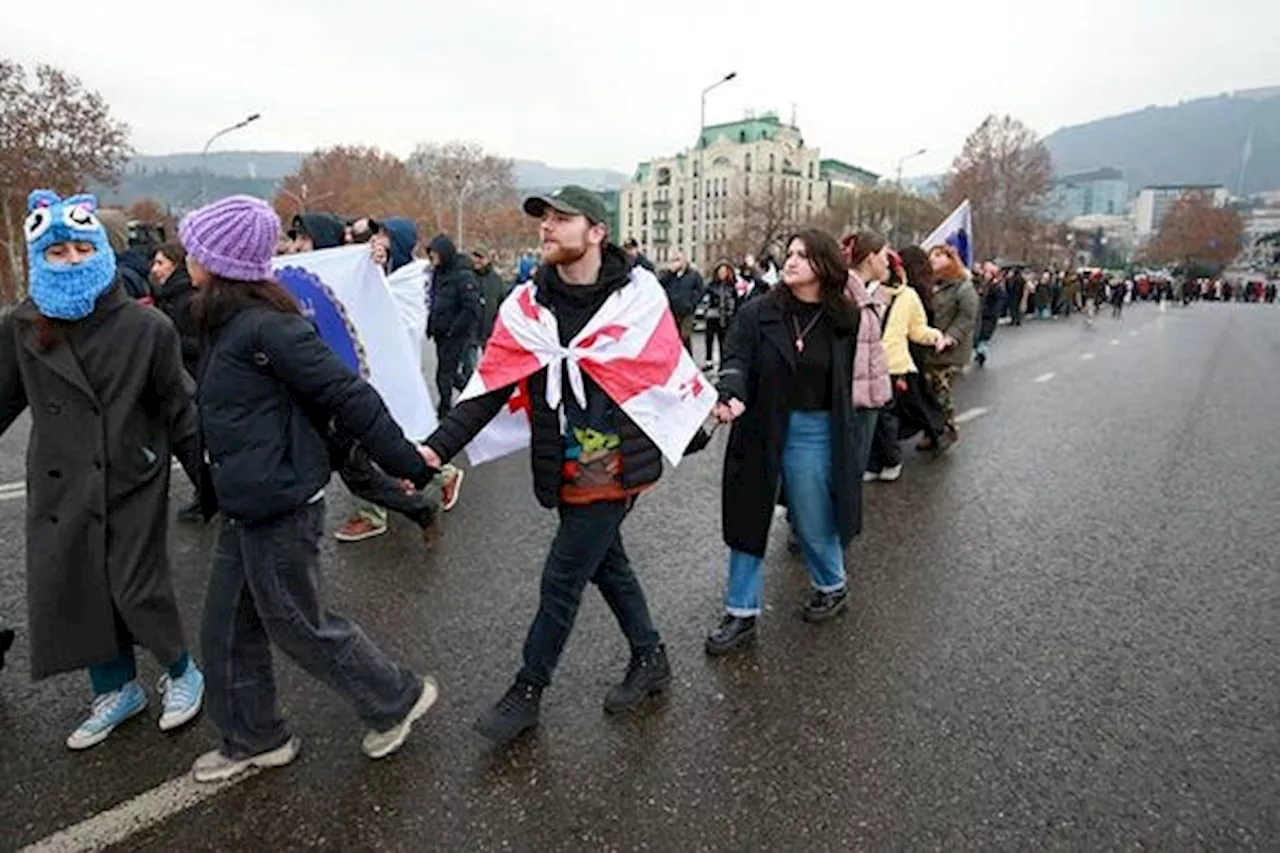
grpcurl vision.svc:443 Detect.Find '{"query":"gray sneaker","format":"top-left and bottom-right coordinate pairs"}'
top-left (191, 736), bottom-right (300, 784)
top-left (362, 677), bottom-right (439, 759)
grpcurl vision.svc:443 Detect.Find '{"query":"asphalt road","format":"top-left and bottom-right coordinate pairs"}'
top-left (2, 303), bottom-right (1277, 851)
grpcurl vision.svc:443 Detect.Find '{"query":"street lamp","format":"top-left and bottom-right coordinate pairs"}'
top-left (455, 174), bottom-right (475, 248)
top-left (893, 147), bottom-right (927, 245)
top-left (200, 113), bottom-right (262, 205)
top-left (698, 71), bottom-right (737, 264)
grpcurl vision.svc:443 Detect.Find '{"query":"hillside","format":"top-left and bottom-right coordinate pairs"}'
top-left (96, 152), bottom-right (628, 211)
top-left (1044, 87), bottom-right (1280, 194)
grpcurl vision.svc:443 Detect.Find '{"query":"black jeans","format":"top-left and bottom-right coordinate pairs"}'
top-left (435, 335), bottom-right (468, 416)
top-left (867, 406), bottom-right (903, 474)
top-left (337, 443), bottom-right (436, 526)
top-left (200, 500), bottom-right (421, 758)
top-left (704, 317), bottom-right (727, 364)
top-left (518, 500), bottom-right (660, 688)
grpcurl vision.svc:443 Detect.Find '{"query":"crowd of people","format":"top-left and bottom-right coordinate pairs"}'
top-left (6, 177), bottom-right (1268, 786)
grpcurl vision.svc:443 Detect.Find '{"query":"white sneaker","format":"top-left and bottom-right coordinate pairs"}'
top-left (191, 736), bottom-right (300, 784)
top-left (361, 677), bottom-right (439, 759)
top-left (862, 471), bottom-right (879, 483)
top-left (878, 465), bottom-right (903, 482)
top-left (158, 665), bottom-right (205, 731)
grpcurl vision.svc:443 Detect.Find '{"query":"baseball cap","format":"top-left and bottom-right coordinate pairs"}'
top-left (523, 185), bottom-right (607, 226)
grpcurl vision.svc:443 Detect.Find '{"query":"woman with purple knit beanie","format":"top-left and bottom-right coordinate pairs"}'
top-left (180, 196), bottom-right (440, 783)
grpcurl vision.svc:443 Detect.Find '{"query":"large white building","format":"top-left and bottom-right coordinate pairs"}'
top-left (1133, 184), bottom-right (1230, 239)
top-left (619, 112), bottom-right (878, 267)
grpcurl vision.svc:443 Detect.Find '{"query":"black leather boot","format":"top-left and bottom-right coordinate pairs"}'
top-left (604, 644), bottom-right (672, 713)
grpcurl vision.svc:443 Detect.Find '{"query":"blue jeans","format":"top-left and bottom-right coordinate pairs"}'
top-left (727, 411), bottom-right (846, 617)
top-left (200, 500), bottom-right (421, 759)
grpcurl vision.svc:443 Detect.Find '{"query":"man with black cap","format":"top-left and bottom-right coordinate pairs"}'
top-left (420, 185), bottom-right (683, 744)
top-left (470, 244), bottom-right (506, 342)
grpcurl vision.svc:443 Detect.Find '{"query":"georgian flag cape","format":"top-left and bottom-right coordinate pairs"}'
top-left (459, 266), bottom-right (716, 466)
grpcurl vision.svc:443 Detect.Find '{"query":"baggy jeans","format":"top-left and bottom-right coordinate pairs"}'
top-left (517, 499), bottom-right (661, 688)
top-left (200, 499), bottom-right (421, 759)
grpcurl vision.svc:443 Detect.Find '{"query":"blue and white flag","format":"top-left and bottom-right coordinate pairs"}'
top-left (272, 246), bottom-right (438, 441)
top-left (922, 199), bottom-right (973, 267)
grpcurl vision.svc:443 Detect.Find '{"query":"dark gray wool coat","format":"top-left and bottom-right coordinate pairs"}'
top-left (0, 284), bottom-right (202, 678)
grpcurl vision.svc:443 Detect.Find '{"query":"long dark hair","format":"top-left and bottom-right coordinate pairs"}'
top-left (194, 276), bottom-right (300, 337)
top-left (770, 228), bottom-right (856, 332)
top-left (898, 245), bottom-right (935, 310)
top-left (840, 229), bottom-right (887, 270)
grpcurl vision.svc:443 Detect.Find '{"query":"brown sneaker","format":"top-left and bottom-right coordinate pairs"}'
top-left (334, 515), bottom-right (387, 542)
top-left (440, 467), bottom-right (464, 512)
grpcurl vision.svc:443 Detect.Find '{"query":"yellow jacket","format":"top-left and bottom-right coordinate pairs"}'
top-left (879, 284), bottom-right (943, 375)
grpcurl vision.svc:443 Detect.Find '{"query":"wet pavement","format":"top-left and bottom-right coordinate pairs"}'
top-left (2, 303), bottom-right (1277, 851)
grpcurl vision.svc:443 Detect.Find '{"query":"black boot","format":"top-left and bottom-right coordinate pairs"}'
top-left (0, 627), bottom-right (14, 671)
top-left (604, 644), bottom-right (671, 714)
top-left (705, 614), bottom-right (757, 656)
top-left (473, 680), bottom-right (541, 744)
top-left (802, 588), bottom-right (848, 623)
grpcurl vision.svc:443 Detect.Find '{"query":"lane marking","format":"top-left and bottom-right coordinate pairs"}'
top-left (1080, 353), bottom-right (1095, 361)
top-left (1033, 372), bottom-right (1056, 383)
top-left (1109, 339), bottom-right (1121, 346)
top-left (1129, 330), bottom-right (1139, 337)
top-left (953, 407), bottom-right (989, 424)
top-left (19, 772), bottom-right (256, 853)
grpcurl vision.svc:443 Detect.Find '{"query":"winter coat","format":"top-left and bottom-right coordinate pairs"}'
top-left (152, 267), bottom-right (200, 378)
top-left (926, 275), bottom-right (979, 368)
top-left (0, 285), bottom-right (203, 678)
top-left (475, 262), bottom-right (506, 341)
top-left (381, 217), bottom-right (418, 273)
top-left (198, 306), bottom-right (432, 525)
top-left (879, 284), bottom-right (942, 375)
top-left (844, 273), bottom-right (893, 409)
top-left (976, 281), bottom-right (1003, 343)
top-left (425, 234), bottom-right (482, 342)
top-left (704, 266), bottom-right (741, 322)
top-left (659, 266), bottom-right (706, 317)
top-left (717, 294), bottom-right (865, 558)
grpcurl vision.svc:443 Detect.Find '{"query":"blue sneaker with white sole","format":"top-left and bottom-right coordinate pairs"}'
top-left (158, 664), bottom-right (205, 731)
top-left (66, 680), bottom-right (148, 750)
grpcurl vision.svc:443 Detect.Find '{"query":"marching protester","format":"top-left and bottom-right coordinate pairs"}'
top-left (702, 261), bottom-right (741, 370)
top-left (425, 234), bottom-right (482, 415)
top-left (180, 195), bottom-right (439, 782)
top-left (864, 247), bottom-right (952, 482)
top-left (149, 242), bottom-right (206, 522)
top-left (472, 244), bottom-right (507, 341)
top-left (659, 250), bottom-right (706, 354)
top-left (0, 191), bottom-right (207, 749)
top-left (921, 245), bottom-right (978, 448)
top-left (289, 213), bottom-right (347, 253)
top-left (622, 237), bottom-right (655, 273)
top-left (973, 262), bottom-right (1003, 367)
top-left (705, 229), bottom-right (878, 655)
top-left (98, 208), bottom-right (154, 304)
top-left (420, 186), bottom-right (713, 744)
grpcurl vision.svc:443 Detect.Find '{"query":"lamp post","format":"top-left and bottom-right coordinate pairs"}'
top-left (455, 175), bottom-right (475, 248)
top-left (278, 183), bottom-right (334, 216)
top-left (698, 71), bottom-right (737, 264)
top-left (199, 113), bottom-right (261, 205)
top-left (893, 147), bottom-right (927, 245)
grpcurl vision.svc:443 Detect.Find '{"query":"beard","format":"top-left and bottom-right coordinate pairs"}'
top-left (542, 240), bottom-right (587, 267)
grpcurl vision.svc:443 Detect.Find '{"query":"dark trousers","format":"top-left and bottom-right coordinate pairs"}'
top-left (435, 335), bottom-right (468, 416)
top-left (518, 500), bottom-right (660, 688)
top-left (867, 407), bottom-right (903, 474)
top-left (337, 443), bottom-right (435, 526)
top-left (676, 315), bottom-right (695, 355)
top-left (201, 500), bottom-right (421, 759)
top-left (892, 373), bottom-right (947, 442)
top-left (704, 317), bottom-right (727, 364)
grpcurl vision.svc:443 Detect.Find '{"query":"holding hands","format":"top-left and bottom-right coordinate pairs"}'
top-left (714, 398), bottom-right (746, 424)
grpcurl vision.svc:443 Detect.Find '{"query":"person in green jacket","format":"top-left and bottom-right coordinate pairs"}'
top-left (922, 245), bottom-right (979, 447)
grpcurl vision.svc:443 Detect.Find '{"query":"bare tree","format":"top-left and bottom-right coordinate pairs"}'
top-left (407, 141), bottom-right (517, 241)
top-left (726, 178), bottom-right (804, 260)
top-left (272, 145), bottom-right (433, 227)
top-left (943, 115), bottom-right (1053, 261)
top-left (0, 60), bottom-right (131, 303)
top-left (1142, 191), bottom-right (1243, 271)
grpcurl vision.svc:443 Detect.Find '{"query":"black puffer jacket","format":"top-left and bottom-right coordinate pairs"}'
top-left (152, 267), bottom-right (200, 377)
top-left (425, 244), bottom-right (666, 508)
top-left (426, 234), bottom-right (481, 341)
top-left (199, 306), bottom-right (431, 523)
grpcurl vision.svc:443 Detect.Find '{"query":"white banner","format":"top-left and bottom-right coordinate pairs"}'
top-left (272, 246), bottom-right (437, 441)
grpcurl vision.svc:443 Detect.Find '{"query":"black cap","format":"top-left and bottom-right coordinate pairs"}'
top-left (523, 185), bottom-right (608, 226)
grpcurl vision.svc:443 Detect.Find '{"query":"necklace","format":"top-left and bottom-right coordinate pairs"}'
top-left (791, 308), bottom-right (823, 353)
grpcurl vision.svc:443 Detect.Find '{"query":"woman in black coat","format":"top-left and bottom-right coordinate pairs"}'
top-left (706, 230), bottom-right (866, 655)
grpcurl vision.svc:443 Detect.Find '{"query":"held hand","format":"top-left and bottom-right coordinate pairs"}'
top-left (371, 242), bottom-right (389, 267)
top-left (419, 444), bottom-right (442, 471)
top-left (398, 479), bottom-right (417, 495)
top-left (714, 398), bottom-right (745, 423)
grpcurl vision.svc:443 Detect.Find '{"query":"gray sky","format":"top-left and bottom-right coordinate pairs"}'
top-left (5, 0), bottom-right (1278, 179)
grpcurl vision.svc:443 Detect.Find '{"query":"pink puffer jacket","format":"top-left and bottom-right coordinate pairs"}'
top-left (844, 271), bottom-right (893, 409)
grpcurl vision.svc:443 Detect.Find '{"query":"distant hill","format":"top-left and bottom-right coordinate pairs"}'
top-left (95, 151), bottom-right (628, 212)
top-left (1044, 87), bottom-right (1280, 195)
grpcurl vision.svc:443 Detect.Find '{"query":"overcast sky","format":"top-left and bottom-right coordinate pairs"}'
top-left (5, 0), bottom-right (1278, 179)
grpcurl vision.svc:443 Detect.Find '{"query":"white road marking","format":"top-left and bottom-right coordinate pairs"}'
top-left (1080, 353), bottom-right (1096, 361)
top-left (18, 772), bottom-right (256, 853)
top-left (953, 407), bottom-right (989, 424)
top-left (1033, 372), bottom-right (1056, 383)
top-left (1109, 339), bottom-right (1121, 346)
top-left (1129, 330), bottom-right (1139, 337)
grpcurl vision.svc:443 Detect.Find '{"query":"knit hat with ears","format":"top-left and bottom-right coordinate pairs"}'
top-left (179, 195), bottom-right (280, 281)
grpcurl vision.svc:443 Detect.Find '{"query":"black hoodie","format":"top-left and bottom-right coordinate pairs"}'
top-left (292, 213), bottom-right (347, 250)
top-left (426, 234), bottom-right (481, 340)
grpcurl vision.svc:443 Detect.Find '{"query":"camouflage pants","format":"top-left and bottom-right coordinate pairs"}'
top-left (924, 365), bottom-right (962, 430)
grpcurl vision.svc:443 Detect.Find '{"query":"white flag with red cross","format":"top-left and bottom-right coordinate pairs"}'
top-left (458, 267), bottom-right (715, 466)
